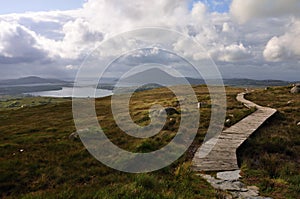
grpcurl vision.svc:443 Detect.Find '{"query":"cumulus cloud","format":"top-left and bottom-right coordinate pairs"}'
top-left (0, 20), bottom-right (50, 64)
top-left (63, 18), bottom-right (103, 45)
top-left (0, 10), bottom-right (105, 61)
top-left (210, 43), bottom-right (252, 62)
top-left (191, 2), bottom-right (206, 24)
top-left (0, 0), bottom-right (299, 80)
top-left (264, 20), bottom-right (300, 61)
top-left (0, 0), bottom-right (204, 62)
top-left (0, 10), bottom-right (79, 40)
top-left (52, 18), bottom-right (104, 59)
top-left (173, 36), bottom-right (208, 60)
top-left (0, 0), bottom-right (221, 66)
top-left (82, 0), bottom-right (192, 34)
top-left (230, 0), bottom-right (300, 23)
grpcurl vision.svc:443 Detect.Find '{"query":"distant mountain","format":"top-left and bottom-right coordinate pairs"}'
top-left (97, 68), bottom-right (295, 91)
top-left (0, 74), bottom-right (294, 96)
top-left (0, 76), bottom-right (70, 86)
top-left (122, 68), bottom-right (292, 88)
top-left (0, 76), bottom-right (73, 95)
top-left (222, 78), bottom-right (291, 87)
top-left (99, 77), bottom-right (118, 84)
top-left (122, 68), bottom-right (187, 85)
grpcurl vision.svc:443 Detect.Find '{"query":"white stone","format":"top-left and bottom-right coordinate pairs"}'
top-left (217, 170), bottom-right (241, 181)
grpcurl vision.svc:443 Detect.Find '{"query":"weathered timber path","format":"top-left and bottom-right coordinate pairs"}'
top-left (192, 92), bottom-right (277, 172)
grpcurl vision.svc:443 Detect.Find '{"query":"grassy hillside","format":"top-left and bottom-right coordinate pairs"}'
top-left (238, 86), bottom-right (300, 199)
top-left (0, 85), bottom-right (265, 198)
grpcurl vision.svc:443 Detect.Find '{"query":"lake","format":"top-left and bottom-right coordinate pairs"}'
top-left (27, 87), bottom-right (113, 98)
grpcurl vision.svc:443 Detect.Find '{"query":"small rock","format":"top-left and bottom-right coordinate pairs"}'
top-left (200, 173), bottom-right (270, 199)
top-left (232, 181), bottom-right (245, 189)
top-left (218, 181), bottom-right (243, 191)
top-left (291, 84), bottom-right (300, 94)
top-left (247, 186), bottom-right (260, 192)
top-left (243, 196), bottom-right (272, 199)
top-left (287, 100), bottom-right (293, 105)
top-left (172, 100), bottom-right (180, 107)
top-left (240, 188), bottom-right (249, 192)
top-left (217, 170), bottom-right (241, 181)
top-left (69, 132), bottom-right (79, 140)
top-left (159, 107), bottom-right (179, 116)
top-left (297, 122), bottom-right (300, 126)
top-left (19, 149), bottom-right (24, 152)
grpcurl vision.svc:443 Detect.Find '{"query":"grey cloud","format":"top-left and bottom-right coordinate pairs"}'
top-left (0, 0), bottom-right (299, 80)
top-left (0, 21), bottom-right (50, 64)
top-left (230, 0), bottom-right (300, 23)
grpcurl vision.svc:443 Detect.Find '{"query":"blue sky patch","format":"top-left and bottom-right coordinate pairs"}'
top-left (192, 0), bottom-right (231, 13)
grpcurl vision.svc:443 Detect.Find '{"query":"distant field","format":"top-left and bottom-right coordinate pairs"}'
top-left (1, 85), bottom-right (296, 198)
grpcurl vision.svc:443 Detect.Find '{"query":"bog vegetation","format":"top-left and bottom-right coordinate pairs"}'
top-left (0, 85), bottom-right (299, 198)
top-left (238, 86), bottom-right (300, 199)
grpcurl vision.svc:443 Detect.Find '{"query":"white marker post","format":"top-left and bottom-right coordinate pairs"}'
top-left (197, 102), bottom-right (201, 109)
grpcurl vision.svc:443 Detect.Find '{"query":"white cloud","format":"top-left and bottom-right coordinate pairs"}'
top-left (173, 36), bottom-right (208, 60)
top-left (62, 18), bottom-right (103, 45)
top-left (222, 22), bottom-right (231, 32)
top-left (52, 18), bottom-right (104, 59)
top-left (263, 37), bottom-right (287, 62)
top-left (0, 0), bottom-right (299, 80)
top-left (230, 0), bottom-right (300, 23)
top-left (0, 20), bottom-right (49, 64)
top-left (264, 19), bottom-right (300, 62)
top-left (210, 43), bottom-right (252, 62)
top-left (82, 0), bottom-right (191, 34)
top-left (65, 64), bottom-right (78, 70)
top-left (191, 2), bottom-right (206, 24)
top-left (0, 10), bottom-right (79, 40)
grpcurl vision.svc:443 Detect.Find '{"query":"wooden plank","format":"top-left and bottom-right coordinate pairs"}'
top-left (192, 92), bottom-right (277, 172)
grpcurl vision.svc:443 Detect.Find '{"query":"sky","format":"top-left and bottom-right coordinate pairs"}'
top-left (1, 0), bottom-right (226, 14)
top-left (0, 0), bottom-right (86, 14)
top-left (197, 0), bottom-right (230, 13)
top-left (0, 0), bottom-right (299, 81)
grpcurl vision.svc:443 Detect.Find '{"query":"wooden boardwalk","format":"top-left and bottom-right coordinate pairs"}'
top-left (192, 92), bottom-right (277, 171)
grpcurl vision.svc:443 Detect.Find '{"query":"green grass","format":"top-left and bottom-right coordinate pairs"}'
top-left (0, 85), bottom-right (252, 198)
top-left (237, 86), bottom-right (300, 199)
top-left (0, 96), bottom-right (71, 111)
